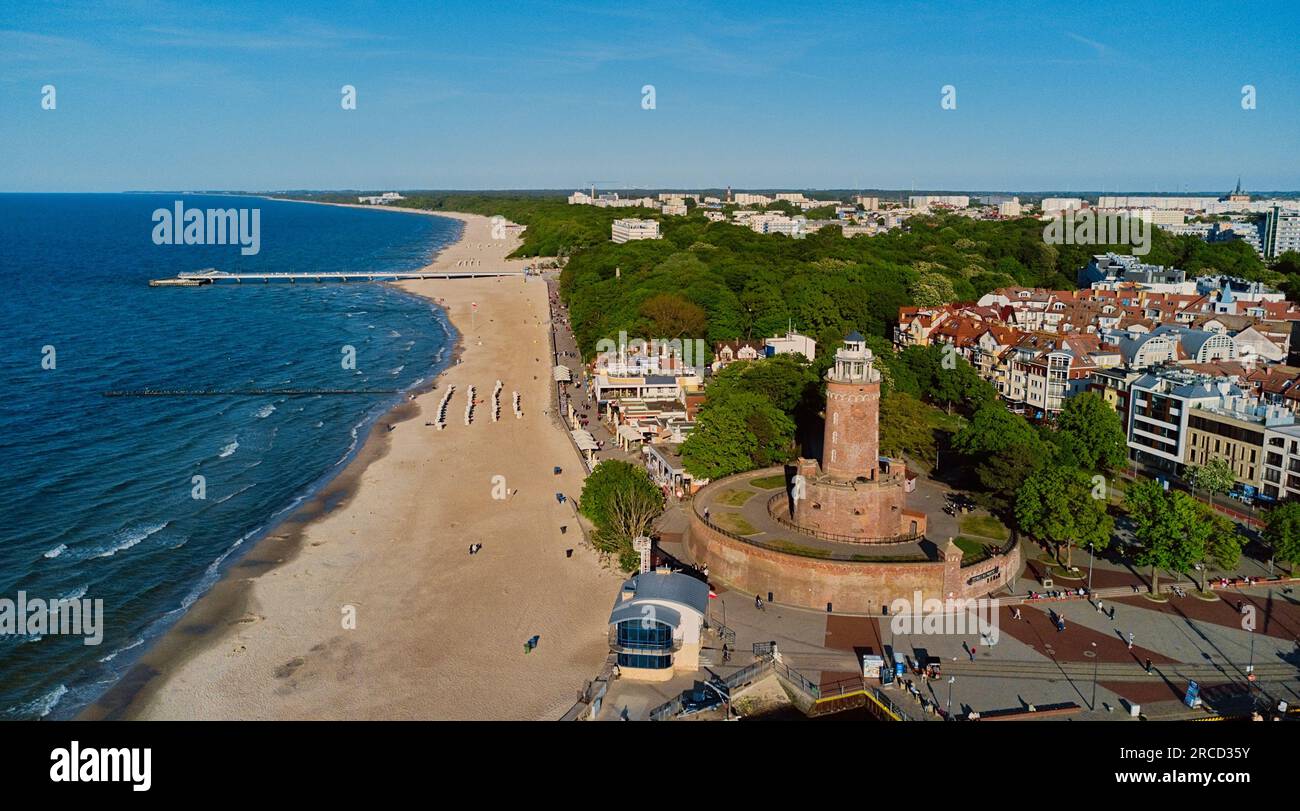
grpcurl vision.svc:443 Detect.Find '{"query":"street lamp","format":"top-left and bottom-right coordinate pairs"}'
top-left (1087, 541), bottom-right (1095, 594)
top-left (947, 676), bottom-right (955, 720)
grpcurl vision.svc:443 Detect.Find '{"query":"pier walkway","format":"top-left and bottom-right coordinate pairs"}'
top-left (149, 268), bottom-right (523, 286)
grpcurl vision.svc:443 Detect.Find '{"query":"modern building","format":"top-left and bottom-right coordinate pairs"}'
top-left (1125, 368), bottom-right (1291, 491)
top-left (1080, 253), bottom-right (1187, 290)
top-left (909, 195), bottom-right (969, 209)
top-left (608, 570), bottom-right (709, 680)
top-left (357, 192), bottom-right (404, 204)
top-left (610, 218), bottom-right (661, 243)
top-left (764, 330), bottom-right (816, 360)
top-left (1261, 424), bottom-right (1300, 502)
top-left (1263, 205), bottom-right (1300, 259)
top-left (1041, 197), bottom-right (1086, 213)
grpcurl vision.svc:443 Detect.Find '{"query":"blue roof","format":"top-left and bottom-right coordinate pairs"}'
top-left (845, 330), bottom-right (865, 342)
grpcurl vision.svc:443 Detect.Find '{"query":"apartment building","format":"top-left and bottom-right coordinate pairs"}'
top-left (1263, 205), bottom-right (1300, 259)
top-left (611, 218), bottom-right (661, 243)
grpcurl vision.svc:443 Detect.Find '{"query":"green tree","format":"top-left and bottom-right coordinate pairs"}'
top-left (681, 391), bottom-right (796, 479)
top-left (1263, 501), bottom-right (1300, 572)
top-left (954, 403), bottom-right (1047, 510)
top-left (1015, 466), bottom-right (1113, 567)
top-left (879, 392), bottom-right (938, 465)
top-left (908, 272), bottom-right (957, 306)
top-left (1186, 458), bottom-right (1235, 499)
top-left (578, 460), bottom-right (665, 570)
top-left (1199, 508), bottom-right (1244, 589)
top-left (639, 291), bottom-right (708, 340)
top-left (1125, 480), bottom-right (1207, 594)
top-left (1054, 391), bottom-right (1126, 472)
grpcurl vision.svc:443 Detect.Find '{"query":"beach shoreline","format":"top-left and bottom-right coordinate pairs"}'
top-left (83, 208), bottom-right (623, 721)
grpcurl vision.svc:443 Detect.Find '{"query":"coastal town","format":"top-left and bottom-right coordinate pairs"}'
top-left (507, 182), bottom-right (1300, 723)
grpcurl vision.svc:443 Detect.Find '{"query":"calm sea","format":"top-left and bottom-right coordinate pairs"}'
top-left (0, 193), bottom-right (459, 719)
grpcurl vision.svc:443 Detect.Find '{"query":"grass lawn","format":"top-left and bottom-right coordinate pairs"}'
top-left (953, 536), bottom-right (992, 564)
top-left (767, 539), bottom-right (831, 558)
top-left (749, 474), bottom-right (787, 490)
top-left (958, 514), bottom-right (1010, 542)
top-left (713, 512), bottom-right (759, 536)
top-left (714, 488), bottom-right (756, 507)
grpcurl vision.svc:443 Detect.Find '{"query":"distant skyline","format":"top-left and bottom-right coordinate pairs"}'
top-left (2, 1), bottom-right (1298, 192)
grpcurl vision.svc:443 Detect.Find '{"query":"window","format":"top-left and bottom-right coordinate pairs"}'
top-left (616, 620), bottom-right (673, 651)
top-left (617, 652), bottom-right (672, 669)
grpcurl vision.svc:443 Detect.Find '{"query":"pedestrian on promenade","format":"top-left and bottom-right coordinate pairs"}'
top-left (1127, 631), bottom-right (1135, 650)
top-left (755, 595), bottom-right (764, 611)
top-left (1096, 599), bottom-right (1104, 614)
top-left (969, 645), bottom-right (977, 662)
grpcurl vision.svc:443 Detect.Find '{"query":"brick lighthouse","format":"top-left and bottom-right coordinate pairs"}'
top-left (823, 332), bottom-right (881, 479)
top-left (785, 333), bottom-right (927, 542)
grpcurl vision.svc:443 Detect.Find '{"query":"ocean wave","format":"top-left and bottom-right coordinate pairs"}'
top-left (4, 684), bottom-right (67, 719)
top-left (59, 584), bottom-right (88, 601)
top-left (218, 439), bottom-right (239, 458)
top-left (390, 364), bottom-right (405, 375)
top-left (254, 403), bottom-right (277, 419)
top-left (214, 483), bottom-right (256, 504)
top-left (93, 521), bottom-right (168, 559)
top-left (43, 543), bottom-right (67, 559)
top-left (97, 637), bottom-right (144, 663)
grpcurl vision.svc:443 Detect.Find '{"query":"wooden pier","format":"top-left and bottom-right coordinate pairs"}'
top-left (149, 268), bottom-right (521, 286)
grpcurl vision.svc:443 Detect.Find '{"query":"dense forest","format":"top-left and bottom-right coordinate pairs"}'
top-left (280, 192), bottom-right (1292, 365)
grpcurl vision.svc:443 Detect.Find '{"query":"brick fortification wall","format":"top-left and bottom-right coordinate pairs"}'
top-left (688, 508), bottom-right (1020, 614)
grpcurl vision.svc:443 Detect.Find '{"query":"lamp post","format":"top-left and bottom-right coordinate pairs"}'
top-left (947, 676), bottom-right (955, 720)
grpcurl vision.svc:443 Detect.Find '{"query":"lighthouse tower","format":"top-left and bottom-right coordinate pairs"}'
top-left (822, 332), bottom-right (881, 479)
top-left (786, 332), bottom-right (926, 541)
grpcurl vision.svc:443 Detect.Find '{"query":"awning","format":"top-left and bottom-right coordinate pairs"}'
top-left (570, 430), bottom-right (599, 451)
top-left (617, 424), bottom-right (644, 443)
top-left (553, 365), bottom-right (572, 382)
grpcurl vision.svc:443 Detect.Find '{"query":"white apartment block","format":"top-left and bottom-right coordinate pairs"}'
top-left (909, 195), bottom-right (969, 209)
top-left (1041, 197), bottom-right (1086, 213)
top-left (764, 331), bottom-right (816, 359)
top-left (733, 193), bottom-right (773, 206)
top-left (358, 192), bottom-right (404, 204)
top-left (1263, 206), bottom-right (1300, 259)
top-left (611, 219), bottom-right (661, 243)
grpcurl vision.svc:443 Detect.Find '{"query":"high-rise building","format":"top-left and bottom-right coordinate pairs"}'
top-left (1263, 205), bottom-right (1300, 259)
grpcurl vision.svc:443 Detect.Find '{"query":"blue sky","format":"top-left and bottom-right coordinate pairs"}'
top-left (2, 1), bottom-right (1298, 192)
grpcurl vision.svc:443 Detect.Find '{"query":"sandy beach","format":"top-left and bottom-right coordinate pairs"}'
top-left (87, 210), bottom-right (624, 720)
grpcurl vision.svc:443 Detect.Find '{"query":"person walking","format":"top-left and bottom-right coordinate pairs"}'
top-left (755, 594), bottom-right (764, 611)
top-left (1127, 631), bottom-right (1135, 650)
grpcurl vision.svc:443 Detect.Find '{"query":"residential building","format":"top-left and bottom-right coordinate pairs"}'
top-left (611, 218), bottom-right (661, 243)
top-left (909, 195), bottom-right (969, 209)
top-left (764, 330), bottom-right (816, 360)
top-left (1263, 205), bottom-right (1300, 259)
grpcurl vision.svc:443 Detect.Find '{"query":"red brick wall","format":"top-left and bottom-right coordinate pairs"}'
top-left (823, 379), bottom-right (880, 479)
top-left (688, 513), bottom-right (1017, 613)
